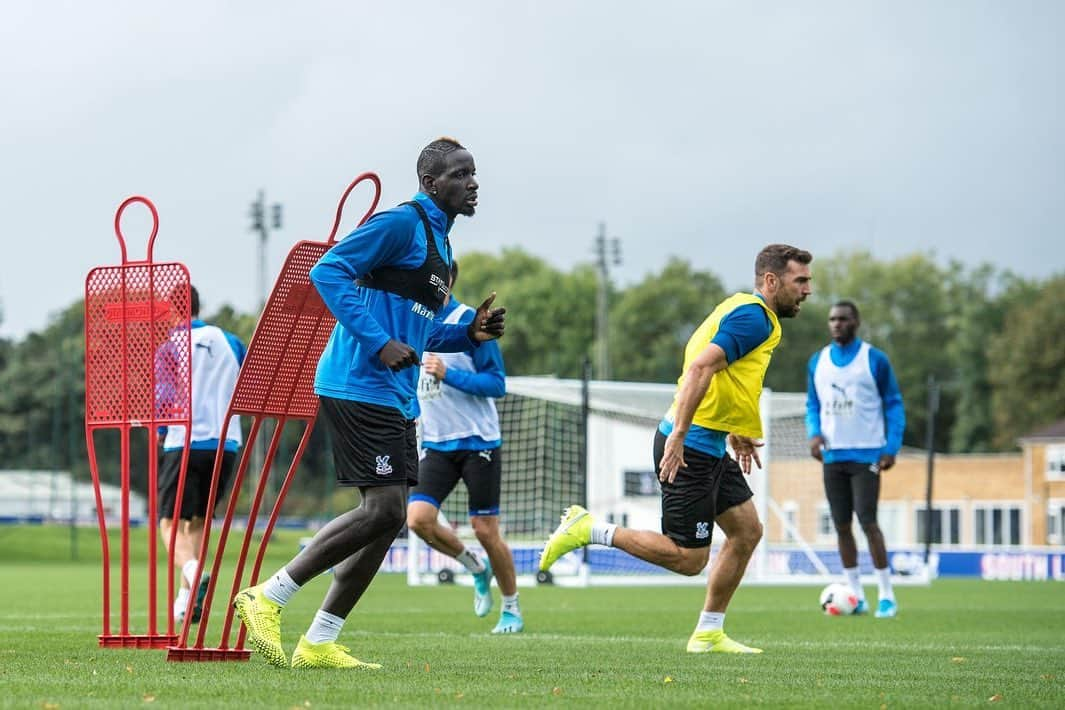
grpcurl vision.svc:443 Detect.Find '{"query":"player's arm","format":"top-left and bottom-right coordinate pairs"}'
top-left (872, 349), bottom-right (905, 470)
top-left (310, 212), bottom-right (417, 369)
top-left (661, 303), bottom-right (774, 481)
top-left (429, 339), bottom-right (506, 398)
top-left (427, 293), bottom-right (506, 352)
top-left (154, 337), bottom-right (181, 410)
top-left (805, 351), bottom-right (825, 461)
top-left (153, 337), bottom-right (180, 436)
top-left (223, 331), bottom-right (247, 367)
top-left (659, 342), bottom-right (730, 483)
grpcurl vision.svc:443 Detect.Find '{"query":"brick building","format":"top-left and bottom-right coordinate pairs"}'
top-left (766, 418), bottom-right (1065, 549)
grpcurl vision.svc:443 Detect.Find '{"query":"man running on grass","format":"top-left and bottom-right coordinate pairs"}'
top-left (234, 137), bottom-right (505, 669)
top-left (407, 258), bottom-right (523, 634)
top-left (540, 244), bottom-right (812, 654)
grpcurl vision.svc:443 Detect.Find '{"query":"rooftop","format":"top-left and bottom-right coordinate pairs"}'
top-left (1021, 418), bottom-right (1065, 442)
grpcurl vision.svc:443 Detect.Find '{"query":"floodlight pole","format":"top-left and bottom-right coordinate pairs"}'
top-left (593, 223), bottom-right (621, 381)
top-left (249, 190), bottom-right (283, 311)
top-left (923, 374), bottom-right (940, 565)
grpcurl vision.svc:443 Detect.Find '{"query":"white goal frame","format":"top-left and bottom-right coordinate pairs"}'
top-left (406, 381), bottom-right (932, 588)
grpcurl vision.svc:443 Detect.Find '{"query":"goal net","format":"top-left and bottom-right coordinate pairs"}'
top-left (406, 387), bottom-right (586, 585)
top-left (406, 376), bottom-right (930, 587)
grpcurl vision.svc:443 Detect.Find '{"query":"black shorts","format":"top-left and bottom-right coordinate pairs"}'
top-left (823, 461), bottom-right (881, 527)
top-left (653, 430), bottom-right (754, 548)
top-left (158, 448), bottom-right (237, 520)
top-left (411, 448), bottom-right (502, 517)
top-left (319, 396), bottom-right (418, 487)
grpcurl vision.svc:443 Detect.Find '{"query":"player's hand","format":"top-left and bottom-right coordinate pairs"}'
top-left (878, 453), bottom-right (896, 471)
top-left (728, 434), bottom-right (764, 474)
top-left (423, 354), bottom-right (447, 381)
top-left (809, 435), bottom-right (825, 462)
top-left (468, 292), bottom-right (506, 342)
top-left (378, 339), bottom-right (420, 371)
top-left (658, 431), bottom-right (687, 484)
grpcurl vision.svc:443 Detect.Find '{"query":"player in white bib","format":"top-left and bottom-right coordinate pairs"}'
top-left (157, 286), bottom-right (246, 624)
top-left (806, 301), bottom-right (905, 618)
top-left (406, 260), bottom-right (522, 634)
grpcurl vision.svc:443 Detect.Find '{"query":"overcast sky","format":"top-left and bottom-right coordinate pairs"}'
top-left (2, 1), bottom-right (1062, 339)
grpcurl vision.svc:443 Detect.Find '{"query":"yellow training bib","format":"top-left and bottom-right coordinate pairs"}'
top-left (668, 293), bottom-right (781, 439)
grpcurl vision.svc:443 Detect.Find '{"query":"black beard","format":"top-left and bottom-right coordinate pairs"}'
top-left (777, 303), bottom-right (800, 318)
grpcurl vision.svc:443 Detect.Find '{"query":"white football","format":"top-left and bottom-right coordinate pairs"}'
top-left (820, 582), bottom-right (859, 616)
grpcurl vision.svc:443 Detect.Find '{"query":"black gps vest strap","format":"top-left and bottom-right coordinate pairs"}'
top-left (355, 201), bottom-right (451, 311)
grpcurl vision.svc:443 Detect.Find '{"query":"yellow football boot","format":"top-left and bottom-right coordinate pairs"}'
top-left (291, 635), bottom-right (382, 670)
top-left (686, 629), bottom-right (763, 654)
top-left (539, 505), bottom-right (593, 572)
top-left (233, 585), bottom-right (287, 668)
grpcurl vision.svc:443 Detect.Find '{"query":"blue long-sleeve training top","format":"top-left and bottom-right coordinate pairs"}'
top-left (311, 192), bottom-right (476, 419)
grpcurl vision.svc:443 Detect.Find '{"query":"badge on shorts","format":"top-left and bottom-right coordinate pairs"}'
top-left (375, 455), bottom-right (393, 476)
top-left (695, 521), bottom-right (710, 539)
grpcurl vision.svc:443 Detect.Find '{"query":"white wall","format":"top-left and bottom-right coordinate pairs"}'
top-left (586, 415), bottom-right (662, 530)
top-left (0, 470), bottom-right (146, 522)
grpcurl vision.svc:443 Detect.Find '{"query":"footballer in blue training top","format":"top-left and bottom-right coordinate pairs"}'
top-left (234, 138), bottom-right (507, 670)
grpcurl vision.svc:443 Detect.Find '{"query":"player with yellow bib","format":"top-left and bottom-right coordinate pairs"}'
top-left (540, 244), bottom-right (812, 654)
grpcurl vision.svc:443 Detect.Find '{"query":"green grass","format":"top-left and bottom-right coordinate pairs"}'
top-left (2, 526), bottom-right (1064, 708)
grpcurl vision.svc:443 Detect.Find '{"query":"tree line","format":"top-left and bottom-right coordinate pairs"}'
top-left (0, 249), bottom-right (1061, 511)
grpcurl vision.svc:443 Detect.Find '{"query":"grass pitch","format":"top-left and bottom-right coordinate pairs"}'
top-left (1, 526), bottom-right (1063, 708)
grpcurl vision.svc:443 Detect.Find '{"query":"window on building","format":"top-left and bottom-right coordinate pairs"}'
top-left (1048, 501), bottom-right (1065, 545)
top-left (817, 504), bottom-right (834, 542)
top-left (973, 504), bottom-right (1022, 546)
top-left (1046, 445), bottom-right (1065, 481)
top-left (623, 470), bottom-right (660, 497)
top-left (781, 501), bottom-right (799, 543)
top-left (915, 506), bottom-right (960, 546)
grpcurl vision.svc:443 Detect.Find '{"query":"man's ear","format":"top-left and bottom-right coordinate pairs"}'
top-left (420, 174), bottom-right (435, 194)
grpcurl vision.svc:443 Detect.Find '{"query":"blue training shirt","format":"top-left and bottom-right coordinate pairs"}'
top-left (804, 338), bottom-right (905, 464)
top-left (658, 297), bottom-right (774, 457)
top-left (311, 192), bottom-right (477, 419)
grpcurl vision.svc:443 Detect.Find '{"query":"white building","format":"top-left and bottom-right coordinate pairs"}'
top-left (0, 469), bottom-right (146, 523)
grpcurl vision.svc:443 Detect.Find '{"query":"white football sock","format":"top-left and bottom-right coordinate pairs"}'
top-left (455, 548), bottom-right (486, 574)
top-left (875, 567), bottom-right (895, 602)
top-left (263, 567), bottom-right (301, 606)
top-left (696, 611), bottom-right (725, 632)
top-left (502, 593), bottom-right (520, 615)
top-left (173, 588), bottom-right (190, 616)
top-left (306, 609), bottom-right (345, 644)
top-left (182, 558), bottom-right (200, 587)
top-left (590, 522), bottom-right (617, 547)
top-left (844, 566), bottom-right (865, 600)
